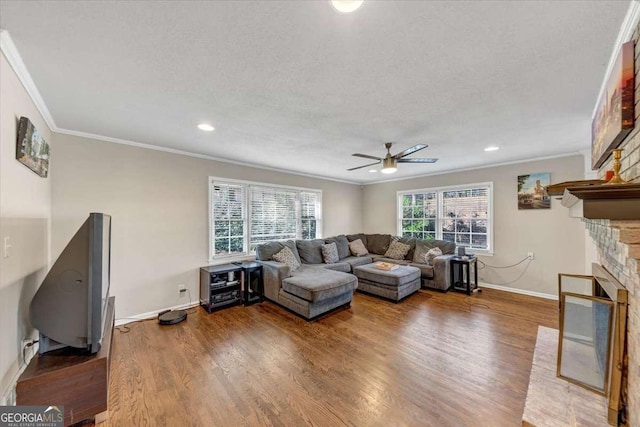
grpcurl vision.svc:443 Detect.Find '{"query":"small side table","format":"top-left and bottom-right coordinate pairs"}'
top-left (450, 256), bottom-right (480, 295)
top-left (240, 262), bottom-right (264, 306)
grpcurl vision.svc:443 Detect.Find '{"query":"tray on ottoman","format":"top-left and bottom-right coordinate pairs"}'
top-left (354, 264), bottom-right (421, 302)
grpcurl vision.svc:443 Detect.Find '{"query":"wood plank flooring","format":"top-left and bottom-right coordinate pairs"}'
top-left (105, 288), bottom-right (558, 426)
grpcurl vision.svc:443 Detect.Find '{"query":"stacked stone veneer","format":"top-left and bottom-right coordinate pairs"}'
top-left (583, 20), bottom-right (640, 425)
top-left (584, 220), bottom-right (640, 425)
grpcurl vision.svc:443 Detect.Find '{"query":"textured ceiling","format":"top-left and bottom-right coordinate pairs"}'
top-left (0, 1), bottom-right (629, 183)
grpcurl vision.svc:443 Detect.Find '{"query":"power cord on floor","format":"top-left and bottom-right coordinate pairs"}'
top-left (115, 288), bottom-right (199, 333)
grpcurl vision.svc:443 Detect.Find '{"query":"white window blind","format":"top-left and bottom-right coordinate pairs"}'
top-left (250, 186), bottom-right (298, 251)
top-left (441, 187), bottom-right (489, 250)
top-left (211, 183), bottom-right (246, 257)
top-left (209, 178), bottom-right (322, 260)
top-left (398, 183), bottom-right (492, 252)
top-left (300, 191), bottom-right (319, 240)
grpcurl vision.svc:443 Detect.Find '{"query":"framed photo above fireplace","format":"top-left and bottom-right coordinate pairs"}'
top-left (16, 116), bottom-right (49, 178)
top-left (591, 40), bottom-right (635, 170)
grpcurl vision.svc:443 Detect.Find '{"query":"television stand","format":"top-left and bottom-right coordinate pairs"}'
top-left (17, 296), bottom-right (115, 426)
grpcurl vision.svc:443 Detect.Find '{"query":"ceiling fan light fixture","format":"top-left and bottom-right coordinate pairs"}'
top-left (381, 157), bottom-right (397, 174)
top-left (330, 0), bottom-right (364, 13)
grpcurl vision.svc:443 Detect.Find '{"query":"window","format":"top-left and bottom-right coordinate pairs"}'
top-left (398, 182), bottom-right (492, 253)
top-left (210, 178), bottom-right (322, 259)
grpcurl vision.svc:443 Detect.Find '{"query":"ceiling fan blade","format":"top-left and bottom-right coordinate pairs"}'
top-left (397, 158), bottom-right (438, 163)
top-left (352, 153), bottom-right (382, 160)
top-left (347, 161), bottom-right (380, 171)
top-left (394, 144), bottom-right (428, 159)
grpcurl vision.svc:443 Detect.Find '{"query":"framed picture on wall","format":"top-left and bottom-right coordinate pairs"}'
top-left (518, 173), bottom-right (550, 210)
top-left (16, 116), bottom-right (49, 178)
top-left (591, 40), bottom-right (635, 169)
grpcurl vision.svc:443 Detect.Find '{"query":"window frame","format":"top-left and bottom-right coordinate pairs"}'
top-left (397, 181), bottom-right (494, 255)
top-left (209, 177), bottom-right (323, 262)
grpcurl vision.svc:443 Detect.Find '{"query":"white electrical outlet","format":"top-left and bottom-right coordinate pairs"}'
top-left (178, 284), bottom-right (186, 296)
top-left (527, 252), bottom-right (535, 260)
top-left (3, 236), bottom-right (11, 258)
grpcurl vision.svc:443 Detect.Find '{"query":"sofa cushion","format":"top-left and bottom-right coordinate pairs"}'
top-left (397, 236), bottom-right (416, 260)
top-left (322, 242), bottom-right (340, 264)
top-left (256, 240), bottom-right (301, 263)
top-left (296, 239), bottom-right (325, 264)
top-left (256, 241), bottom-right (284, 261)
top-left (365, 234), bottom-right (391, 255)
top-left (306, 262), bottom-right (351, 273)
top-left (349, 239), bottom-right (369, 256)
top-left (413, 240), bottom-right (439, 263)
top-left (432, 239), bottom-right (456, 255)
top-left (409, 262), bottom-right (435, 279)
top-left (384, 239), bottom-right (411, 260)
top-left (425, 247), bottom-right (443, 265)
top-left (354, 264), bottom-right (421, 287)
top-left (341, 256), bottom-right (373, 272)
top-left (272, 247), bottom-right (301, 272)
top-left (283, 267), bottom-right (357, 302)
top-left (325, 235), bottom-right (350, 260)
top-left (346, 233), bottom-right (368, 248)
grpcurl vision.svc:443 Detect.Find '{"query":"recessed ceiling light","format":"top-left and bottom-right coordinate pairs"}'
top-left (330, 0), bottom-right (364, 13)
top-left (368, 169), bottom-right (377, 173)
top-left (484, 146), bottom-right (499, 152)
top-left (197, 123), bottom-right (215, 131)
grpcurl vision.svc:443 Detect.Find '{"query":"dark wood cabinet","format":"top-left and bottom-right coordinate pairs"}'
top-left (16, 296), bottom-right (115, 426)
top-left (199, 264), bottom-right (243, 313)
top-left (199, 263), bottom-right (264, 312)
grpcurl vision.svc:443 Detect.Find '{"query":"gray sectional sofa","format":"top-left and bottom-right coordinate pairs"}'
top-left (255, 234), bottom-right (456, 320)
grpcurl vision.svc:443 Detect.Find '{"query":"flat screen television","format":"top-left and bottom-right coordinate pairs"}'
top-left (30, 213), bottom-right (111, 354)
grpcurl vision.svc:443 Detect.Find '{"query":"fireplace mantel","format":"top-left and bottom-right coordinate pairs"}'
top-left (548, 181), bottom-right (640, 220)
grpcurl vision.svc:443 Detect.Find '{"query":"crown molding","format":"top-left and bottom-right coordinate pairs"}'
top-left (592, 0), bottom-right (640, 118)
top-left (363, 151), bottom-right (583, 185)
top-left (55, 127), bottom-right (361, 185)
top-left (0, 29), bottom-right (57, 131)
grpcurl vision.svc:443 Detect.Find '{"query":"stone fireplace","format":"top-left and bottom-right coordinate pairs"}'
top-left (584, 219), bottom-right (640, 425)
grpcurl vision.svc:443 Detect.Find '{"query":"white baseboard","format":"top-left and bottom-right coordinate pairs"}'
top-left (115, 301), bottom-right (200, 326)
top-left (479, 282), bottom-right (558, 301)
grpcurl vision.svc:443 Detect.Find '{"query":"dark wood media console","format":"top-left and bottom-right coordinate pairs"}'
top-left (17, 296), bottom-right (115, 426)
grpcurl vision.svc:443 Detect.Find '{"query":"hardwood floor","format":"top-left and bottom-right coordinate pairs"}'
top-left (105, 289), bottom-right (558, 426)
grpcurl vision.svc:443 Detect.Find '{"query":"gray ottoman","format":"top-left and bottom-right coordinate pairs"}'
top-left (353, 264), bottom-right (421, 301)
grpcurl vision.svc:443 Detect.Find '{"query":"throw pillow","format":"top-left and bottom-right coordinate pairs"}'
top-left (349, 239), bottom-right (369, 257)
top-left (321, 242), bottom-right (340, 264)
top-left (413, 240), bottom-right (435, 263)
top-left (424, 247), bottom-right (443, 266)
top-left (325, 235), bottom-right (350, 260)
top-left (384, 239), bottom-right (411, 260)
top-left (272, 247), bottom-right (301, 271)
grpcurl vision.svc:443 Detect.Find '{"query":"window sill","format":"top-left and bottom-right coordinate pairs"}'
top-left (469, 250), bottom-right (493, 257)
top-left (208, 254), bottom-right (256, 265)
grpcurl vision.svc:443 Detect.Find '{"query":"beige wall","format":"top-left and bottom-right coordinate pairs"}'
top-left (362, 155), bottom-right (586, 296)
top-left (0, 53), bottom-right (52, 402)
top-left (51, 133), bottom-right (362, 319)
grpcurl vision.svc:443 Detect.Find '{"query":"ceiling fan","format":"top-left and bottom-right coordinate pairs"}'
top-left (347, 142), bottom-right (438, 174)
